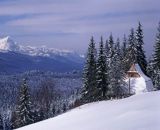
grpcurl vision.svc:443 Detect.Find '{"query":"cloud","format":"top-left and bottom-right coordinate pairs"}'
top-left (0, 0), bottom-right (159, 54)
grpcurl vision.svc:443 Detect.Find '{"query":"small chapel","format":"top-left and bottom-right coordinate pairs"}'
top-left (125, 63), bottom-right (154, 94)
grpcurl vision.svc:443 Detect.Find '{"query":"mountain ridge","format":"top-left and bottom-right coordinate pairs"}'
top-left (0, 36), bottom-right (84, 74)
top-left (0, 36), bottom-right (83, 58)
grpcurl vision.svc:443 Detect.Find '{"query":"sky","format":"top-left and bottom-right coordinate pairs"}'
top-left (0, 0), bottom-right (159, 55)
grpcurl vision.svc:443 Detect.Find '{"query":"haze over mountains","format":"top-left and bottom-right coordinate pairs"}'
top-left (0, 36), bottom-right (84, 74)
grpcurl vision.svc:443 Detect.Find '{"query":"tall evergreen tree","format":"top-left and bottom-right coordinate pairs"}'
top-left (124, 28), bottom-right (137, 71)
top-left (136, 22), bottom-right (147, 74)
top-left (115, 38), bottom-right (121, 57)
top-left (14, 79), bottom-right (34, 128)
top-left (110, 39), bottom-right (126, 97)
top-left (108, 34), bottom-right (115, 59)
top-left (121, 34), bottom-right (129, 73)
top-left (128, 28), bottom-right (137, 63)
top-left (81, 36), bottom-right (97, 103)
top-left (153, 22), bottom-right (160, 69)
top-left (96, 37), bottom-right (108, 100)
top-left (152, 22), bottom-right (160, 89)
top-left (105, 39), bottom-right (109, 58)
top-left (0, 114), bottom-right (3, 130)
top-left (122, 34), bottom-right (128, 58)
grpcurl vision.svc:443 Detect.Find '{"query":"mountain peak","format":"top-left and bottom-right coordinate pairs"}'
top-left (0, 36), bottom-right (84, 62)
top-left (0, 36), bottom-right (19, 51)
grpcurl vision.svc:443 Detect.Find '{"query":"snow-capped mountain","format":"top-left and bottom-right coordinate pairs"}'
top-left (0, 36), bottom-right (82, 58)
top-left (0, 36), bottom-right (84, 74)
top-left (0, 36), bottom-right (19, 52)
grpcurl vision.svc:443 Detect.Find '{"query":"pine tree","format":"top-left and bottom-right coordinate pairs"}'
top-left (105, 39), bottom-right (109, 58)
top-left (147, 58), bottom-right (157, 88)
top-left (0, 114), bottom-right (3, 130)
top-left (115, 38), bottom-right (121, 57)
top-left (121, 34), bottom-right (129, 73)
top-left (108, 34), bottom-right (115, 59)
top-left (153, 22), bottom-right (160, 69)
top-left (121, 34), bottom-right (128, 58)
top-left (124, 28), bottom-right (137, 71)
top-left (14, 79), bottom-right (34, 128)
top-left (152, 22), bottom-right (160, 89)
top-left (110, 39), bottom-right (126, 98)
top-left (136, 22), bottom-right (147, 74)
top-left (128, 28), bottom-right (137, 63)
top-left (81, 36), bottom-right (97, 103)
top-left (96, 37), bottom-right (108, 100)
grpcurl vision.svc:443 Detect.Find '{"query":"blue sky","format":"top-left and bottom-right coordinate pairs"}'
top-left (0, 0), bottom-right (159, 55)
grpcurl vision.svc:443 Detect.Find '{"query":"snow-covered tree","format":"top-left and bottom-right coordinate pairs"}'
top-left (136, 22), bottom-right (147, 74)
top-left (109, 39), bottom-right (126, 98)
top-left (105, 39), bottom-right (109, 58)
top-left (152, 22), bottom-right (160, 89)
top-left (123, 28), bottom-right (137, 72)
top-left (121, 34), bottom-right (128, 58)
top-left (153, 22), bottom-right (160, 69)
top-left (128, 28), bottom-right (137, 62)
top-left (108, 34), bottom-right (115, 59)
top-left (14, 79), bottom-right (34, 128)
top-left (81, 36), bottom-right (97, 103)
top-left (96, 37), bottom-right (109, 100)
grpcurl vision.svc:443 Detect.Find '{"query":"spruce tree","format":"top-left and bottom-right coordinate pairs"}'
top-left (121, 34), bottom-right (129, 73)
top-left (105, 39), bottom-right (109, 58)
top-left (124, 28), bottom-right (137, 71)
top-left (136, 22), bottom-right (147, 74)
top-left (81, 36), bottom-right (97, 103)
top-left (110, 39), bottom-right (126, 98)
top-left (153, 22), bottom-right (160, 69)
top-left (0, 114), bottom-right (3, 130)
top-left (96, 37), bottom-right (108, 100)
top-left (108, 34), bottom-right (115, 59)
top-left (115, 38), bottom-right (121, 56)
top-left (122, 34), bottom-right (127, 58)
top-left (153, 22), bottom-right (160, 89)
top-left (128, 28), bottom-right (137, 63)
top-left (14, 79), bottom-right (34, 128)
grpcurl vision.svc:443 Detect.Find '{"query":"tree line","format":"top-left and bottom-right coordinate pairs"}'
top-left (81, 22), bottom-right (160, 104)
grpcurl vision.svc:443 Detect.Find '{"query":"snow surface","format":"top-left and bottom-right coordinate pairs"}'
top-left (17, 91), bottom-right (160, 130)
top-left (125, 64), bottom-right (154, 94)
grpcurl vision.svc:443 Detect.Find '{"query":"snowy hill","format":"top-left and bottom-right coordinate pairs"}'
top-left (0, 36), bottom-right (84, 74)
top-left (17, 91), bottom-right (160, 130)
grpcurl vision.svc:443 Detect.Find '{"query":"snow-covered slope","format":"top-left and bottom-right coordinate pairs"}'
top-left (17, 91), bottom-right (160, 130)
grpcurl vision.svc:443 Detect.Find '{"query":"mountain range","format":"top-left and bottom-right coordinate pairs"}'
top-left (0, 36), bottom-right (84, 74)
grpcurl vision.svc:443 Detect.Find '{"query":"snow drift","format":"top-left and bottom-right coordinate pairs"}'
top-left (17, 91), bottom-right (160, 130)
